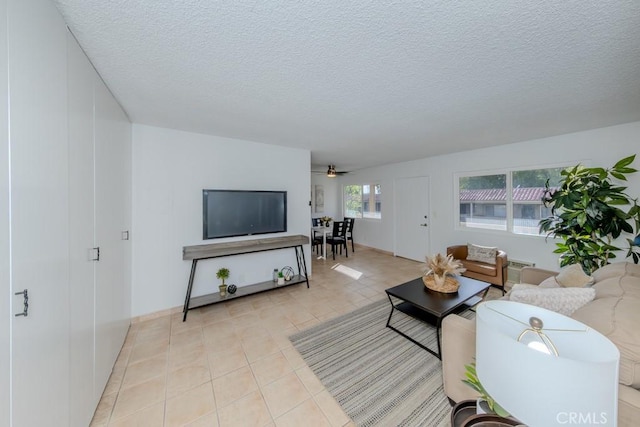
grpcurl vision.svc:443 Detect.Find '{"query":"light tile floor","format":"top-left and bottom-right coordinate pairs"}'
top-left (90, 247), bottom-right (435, 426)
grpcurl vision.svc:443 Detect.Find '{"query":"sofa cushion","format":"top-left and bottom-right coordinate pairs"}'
top-left (467, 243), bottom-right (497, 265)
top-left (509, 286), bottom-right (595, 316)
top-left (461, 259), bottom-right (497, 277)
top-left (571, 262), bottom-right (640, 387)
top-left (555, 264), bottom-right (595, 287)
top-left (591, 262), bottom-right (640, 299)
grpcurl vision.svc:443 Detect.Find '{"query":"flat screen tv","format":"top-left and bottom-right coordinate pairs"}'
top-left (203, 189), bottom-right (287, 239)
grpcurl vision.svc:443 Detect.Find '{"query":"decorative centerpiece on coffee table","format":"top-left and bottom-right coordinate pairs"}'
top-left (423, 253), bottom-right (466, 293)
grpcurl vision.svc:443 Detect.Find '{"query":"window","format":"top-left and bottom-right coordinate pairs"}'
top-left (457, 167), bottom-right (564, 235)
top-left (344, 184), bottom-right (381, 219)
top-left (458, 174), bottom-right (507, 230)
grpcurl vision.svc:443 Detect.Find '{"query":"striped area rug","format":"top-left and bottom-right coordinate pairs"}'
top-left (289, 299), bottom-right (475, 427)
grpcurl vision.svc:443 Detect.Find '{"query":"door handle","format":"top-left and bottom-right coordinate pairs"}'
top-left (419, 223), bottom-right (428, 227)
top-left (15, 289), bottom-right (29, 317)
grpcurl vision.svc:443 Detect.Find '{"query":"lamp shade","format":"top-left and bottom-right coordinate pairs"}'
top-left (476, 300), bottom-right (619, 427)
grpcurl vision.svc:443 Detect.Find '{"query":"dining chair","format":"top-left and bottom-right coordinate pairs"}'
top-left (326, 220), bottom-right (348, 260)
top-left (311, 218), bottom-right (323, 253)
top-left (344, 217), bottom-right (355, 252)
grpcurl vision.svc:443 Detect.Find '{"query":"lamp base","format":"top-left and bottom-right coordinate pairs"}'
top-left (451, 400), bottom-right (523, 427)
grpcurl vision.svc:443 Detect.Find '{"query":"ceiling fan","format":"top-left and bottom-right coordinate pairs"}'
top-left (312, 164), bottom-right (349, 177)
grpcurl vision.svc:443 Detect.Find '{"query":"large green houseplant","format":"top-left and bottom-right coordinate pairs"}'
top-left (539, 155), bottom-right (640, 274)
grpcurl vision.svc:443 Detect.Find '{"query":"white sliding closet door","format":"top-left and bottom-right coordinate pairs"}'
top-left (8, 0), bottom-right (70, 425)
top-left (67, 31), bottom-right (98, 426)
top-left (94, 76), bottom-right (131, 394)
top-left (0, 0), bottom-right (10, 423)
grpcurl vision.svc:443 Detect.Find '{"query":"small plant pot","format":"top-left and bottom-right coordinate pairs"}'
top-left (219, 284), bottom-right (228, 297)
top-left (277, 276), bottom-right (285, 285)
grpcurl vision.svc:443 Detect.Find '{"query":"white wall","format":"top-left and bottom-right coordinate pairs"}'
top-left (310, 174), bottom-right (340, 220)
top-left (341, 122), bottom-right (640, 271)
top-left (132, 124), bottom-right (311, 317)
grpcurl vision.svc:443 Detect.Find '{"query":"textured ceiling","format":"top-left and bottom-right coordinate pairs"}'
top-left (52, 0), bottom-right (640, 172)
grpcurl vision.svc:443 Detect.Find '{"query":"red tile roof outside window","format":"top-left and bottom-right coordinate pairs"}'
top-left (459, 187), bottom-right (550, 202)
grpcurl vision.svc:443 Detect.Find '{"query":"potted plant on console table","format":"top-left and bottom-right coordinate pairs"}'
top-left (216, 267), bottom-right (229, 297)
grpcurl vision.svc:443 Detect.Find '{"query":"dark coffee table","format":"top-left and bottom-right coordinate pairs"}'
top-left (385, 276), bottom-right (490, 359)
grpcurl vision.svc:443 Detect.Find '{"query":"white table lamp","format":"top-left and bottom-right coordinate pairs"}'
top-left (476, 300), bottom-right (620, 427)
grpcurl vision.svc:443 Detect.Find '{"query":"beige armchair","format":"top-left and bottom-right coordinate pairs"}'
top-left (446, 245), bottom-right (508, 294)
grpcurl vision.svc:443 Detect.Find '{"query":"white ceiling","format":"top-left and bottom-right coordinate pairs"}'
top-left (53, 0), bottom-right (640, 172)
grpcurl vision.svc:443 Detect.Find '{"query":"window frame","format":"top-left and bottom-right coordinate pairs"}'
top-left (454, 163), bottom-right (572, 236)
top-left (343, 183), bottom-right (382, 220)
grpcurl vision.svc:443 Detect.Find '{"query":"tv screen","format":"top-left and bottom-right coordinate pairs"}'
top-left (203, 190), bottom-right (287, 239)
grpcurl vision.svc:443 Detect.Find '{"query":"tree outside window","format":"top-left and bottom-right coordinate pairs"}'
top-left (512, 168), bottom-right (562, 235)
top-left (344, 184), bottom-right (381, 219)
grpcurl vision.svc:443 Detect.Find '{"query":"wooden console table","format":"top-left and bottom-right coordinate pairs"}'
top-left (182, 235), bottom-right (310, 321)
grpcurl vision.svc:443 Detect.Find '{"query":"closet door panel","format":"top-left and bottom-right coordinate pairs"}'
top-left (8, 0), bottom-right (70, 425)
top-left (94, 77), bottom-right (130, 395)
top-left (67, 31), bottom-right (97, 426)
top-left (0, 0), bottom-right (10, 424)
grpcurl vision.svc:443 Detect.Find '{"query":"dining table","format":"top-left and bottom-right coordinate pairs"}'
top-left (312, 225), bottom-right (331, 260)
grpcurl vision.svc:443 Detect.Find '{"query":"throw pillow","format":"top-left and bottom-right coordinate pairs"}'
top-left (466, 243), bottom-right (497, 265)
top-left (555, 264), bottom-right (595, 287)
top-left (538, 276), bottom-right (561, 288)
top-left (509, 287), bottom-right (596, 316)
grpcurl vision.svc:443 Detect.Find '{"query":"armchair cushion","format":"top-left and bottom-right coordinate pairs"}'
top-left (461, 260), bottom-right (498, 277)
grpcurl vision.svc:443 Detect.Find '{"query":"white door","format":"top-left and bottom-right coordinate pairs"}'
top-left (94, 75), bottom-right (131, 395)
top-left (0, 0), bottom-right (11, 422)
top-left (68, 30), bottom-right (98, 426)
top-left (395, 176), bottom-right (430, 261)
top-left (9, 0), bottom-right (70, 424)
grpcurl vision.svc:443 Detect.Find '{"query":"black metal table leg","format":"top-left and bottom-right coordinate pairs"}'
top-left (295, 245), bottom-right (310, 288)
top-left (385, 294), bottom-right (442, 359)
top-left (182, 259), bottom-right (198, 321)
